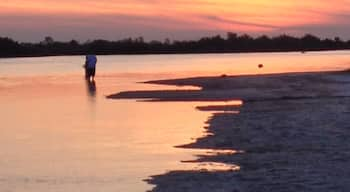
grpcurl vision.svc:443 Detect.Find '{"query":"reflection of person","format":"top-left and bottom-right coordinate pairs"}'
top-left (84, 55), bottom-right (97, 81)
top-left (86, 79), bottom-right (96, 98)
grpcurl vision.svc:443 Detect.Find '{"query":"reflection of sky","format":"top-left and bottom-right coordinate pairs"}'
top-left (0, 51), bottom-right (350, 78)
top-left (1, 53), bottom-right (349, 191)
top-left (1, 1), bottom-right (350, 41)
top-left (0, 73), bottom-right (242, 192)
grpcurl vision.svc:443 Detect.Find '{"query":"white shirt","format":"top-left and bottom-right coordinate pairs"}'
top-left (86, 55), bottom-right (97, 69)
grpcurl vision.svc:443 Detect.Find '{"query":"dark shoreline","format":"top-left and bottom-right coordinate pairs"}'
top-left (109, 71), bottom-right (350, 192)
top-left (108, 71), bottom-right (350, 102)
top-left (1, 48), bottom-right (349, 59)
top-left (2, 32), bottom-right (350, 58)
top-left (148, 97), bottom-right (350, 192)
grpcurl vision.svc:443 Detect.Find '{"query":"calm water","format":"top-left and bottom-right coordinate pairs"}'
top-left (0, 51), bottom-right (349, 192)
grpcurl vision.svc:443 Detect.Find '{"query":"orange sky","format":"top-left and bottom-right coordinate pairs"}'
top-left (1, 0), bottom-right (350, 41)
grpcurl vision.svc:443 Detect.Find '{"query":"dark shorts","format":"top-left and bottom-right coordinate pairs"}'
top-left (85, 68), bottom-right (95, 78)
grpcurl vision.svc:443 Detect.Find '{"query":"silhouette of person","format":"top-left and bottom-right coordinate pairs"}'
top-left (84, 55), bottom-right (97, 81)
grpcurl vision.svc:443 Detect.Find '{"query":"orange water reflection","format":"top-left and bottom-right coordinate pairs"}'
top-left (1, 51), bottom-right (349, 78)
top-left (0, 52), bottom-right (349, 191)
top-left (0, 75), bottom-right (242, 192)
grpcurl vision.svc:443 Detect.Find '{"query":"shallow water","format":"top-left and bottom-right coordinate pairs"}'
top-left (1, 51), bottom-right (349, 77)
top-left (0, 51), bottom-right (349, 192)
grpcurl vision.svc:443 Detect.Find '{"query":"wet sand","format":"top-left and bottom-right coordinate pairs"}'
top-left (108, 71), bottom-right (350, 102)
top-left (108, 71), bottom-right (350, 192)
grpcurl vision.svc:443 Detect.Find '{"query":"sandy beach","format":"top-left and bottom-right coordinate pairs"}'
top-left (108, 70), bottom-right (350, 192)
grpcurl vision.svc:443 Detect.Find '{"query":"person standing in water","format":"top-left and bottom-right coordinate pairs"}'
top-left (84, 55), bottom-right (97, 81)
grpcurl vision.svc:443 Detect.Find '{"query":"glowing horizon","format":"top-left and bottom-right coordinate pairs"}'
top-left (1, 0), bottom-right (350, 42)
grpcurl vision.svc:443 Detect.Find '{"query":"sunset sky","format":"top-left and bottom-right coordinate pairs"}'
top-left (1, 0), bottom-right (350, 42)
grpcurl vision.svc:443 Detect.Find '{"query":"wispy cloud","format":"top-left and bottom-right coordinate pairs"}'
top-left (1, 0), bottom-right (350, 41)
top-left (202, 15), bottom-right (280, 30)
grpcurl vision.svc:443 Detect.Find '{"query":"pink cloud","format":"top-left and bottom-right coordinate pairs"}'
top-left (1, 0), bottom-right (350, 41)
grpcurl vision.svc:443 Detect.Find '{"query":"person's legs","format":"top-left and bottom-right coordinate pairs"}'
top-left (91, 68), bottom-right (96, 81)
top-left (85, 68), bottom-right (95, 81)
top-left (85, 68), bottom-right (90, 80)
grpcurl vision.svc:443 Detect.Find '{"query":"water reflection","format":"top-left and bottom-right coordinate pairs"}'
top-left (2, 52), bottom-right (349, 192)
top-left (171, 101), bottom-right (243, 173)
top-left (192, 162), bottom-right (240, 172)
top-left (86, 79), bottom-right (97, 100)
top-left (181, 149), bottom-right (243, 172)
top-left (196, 100), bottom-right (243, 113)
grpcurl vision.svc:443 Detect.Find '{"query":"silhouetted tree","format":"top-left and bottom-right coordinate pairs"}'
top-left (0, 37), bottom-right (22, 57)
top-left (0, 33), bottom-right (349, 58)
top-left (41, 36), bottom-right (55, 45)
top-left (301, 34), bottom-right (321, 50)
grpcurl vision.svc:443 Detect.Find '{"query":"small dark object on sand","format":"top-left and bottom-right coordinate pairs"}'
top-left (221, 74), bottom-right (228, 78)
top-left (258, 64), bottom-right (264, 68)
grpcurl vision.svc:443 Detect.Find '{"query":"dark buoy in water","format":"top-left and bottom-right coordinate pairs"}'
top-left (258, 64), bottom-right (264, 68)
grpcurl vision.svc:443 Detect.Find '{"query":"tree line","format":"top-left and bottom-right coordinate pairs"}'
top-left (1, 33), bottom-right (350, 57)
